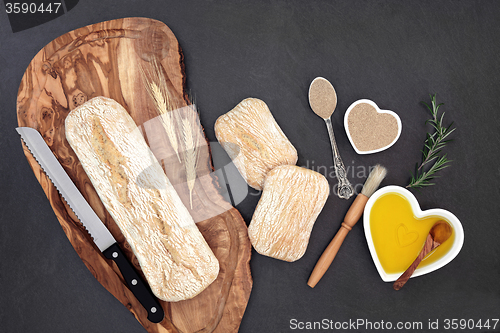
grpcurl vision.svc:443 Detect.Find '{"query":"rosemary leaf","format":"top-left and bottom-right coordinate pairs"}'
top-left (407, 94), bottom-right (455, 189)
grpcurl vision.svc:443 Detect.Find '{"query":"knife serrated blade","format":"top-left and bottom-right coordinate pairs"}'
top-left (17, 127), bottom-right (115, 251)
top-left (16, 126), bottom-right (164, 323)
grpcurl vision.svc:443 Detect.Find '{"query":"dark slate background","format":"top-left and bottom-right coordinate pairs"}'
top-left (1, 1), bottom-right (499, 332)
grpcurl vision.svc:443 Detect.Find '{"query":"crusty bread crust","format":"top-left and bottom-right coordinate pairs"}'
top-left (248, 165), bottom-right (329, 262)
top-left (65, 97), bottom-right (219, 302)
top-left (214, 98), bottom-right (298, 190)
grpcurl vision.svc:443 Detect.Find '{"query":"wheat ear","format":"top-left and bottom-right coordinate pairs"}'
top-left (141, 62), bottom-right (182, 163)
top-left (181, 108), bottom-right (199, 209)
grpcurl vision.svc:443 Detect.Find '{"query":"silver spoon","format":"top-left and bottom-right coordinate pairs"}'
top-left (308, 77), bottom-right (353, 199)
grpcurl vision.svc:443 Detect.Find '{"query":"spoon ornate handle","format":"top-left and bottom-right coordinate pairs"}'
top-left (393, 233), bottom-right (441, 290)
top-left (325, 118), bottom-right (353, 199)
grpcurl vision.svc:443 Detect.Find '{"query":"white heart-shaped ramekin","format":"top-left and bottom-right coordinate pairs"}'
top-left (364, 185), bottom-right (464, 282)
top-left (344, 99), bottom-right (402, 154)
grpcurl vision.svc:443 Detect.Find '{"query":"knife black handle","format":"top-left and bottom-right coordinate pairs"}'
top-left (103, 243), bottom-right (164, 323)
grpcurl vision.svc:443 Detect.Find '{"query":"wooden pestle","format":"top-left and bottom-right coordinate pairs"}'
top-left (307, 165), bottom-right (387, 288)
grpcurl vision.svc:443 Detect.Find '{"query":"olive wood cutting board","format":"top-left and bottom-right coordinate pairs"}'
top-left (16, 17), bottom-right (252, 333)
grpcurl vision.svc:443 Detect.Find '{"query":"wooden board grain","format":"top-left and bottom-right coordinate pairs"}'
top-left (16, 17), bottom-right (252, 333)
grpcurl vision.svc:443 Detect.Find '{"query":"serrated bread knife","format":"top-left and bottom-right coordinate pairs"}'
top-left (16, 127), bottom-right (165, 323)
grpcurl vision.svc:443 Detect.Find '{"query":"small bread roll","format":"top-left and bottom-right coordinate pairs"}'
top-left (214, 98), bottom-right (298, 190)
top-left (248, 165), bottom-right (330, 262)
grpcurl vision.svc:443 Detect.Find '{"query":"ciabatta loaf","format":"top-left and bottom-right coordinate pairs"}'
top-left (214, 98), bottom-right (298, 190)
top-left (65, 97), bottom-right (219, 302)
top-left (248, 165), bottom-right (329, 262)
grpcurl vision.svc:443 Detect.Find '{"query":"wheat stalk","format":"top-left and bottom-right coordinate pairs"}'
top-left (181, 107), bottom-right (200, 209)
top-left (141, 62), bottom-right (182, 162)
top-left (141, 61), bottom-right (201, 207)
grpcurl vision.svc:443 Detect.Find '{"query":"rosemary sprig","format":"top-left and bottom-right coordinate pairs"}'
top-left (407, 94), bottom-right (456, 189)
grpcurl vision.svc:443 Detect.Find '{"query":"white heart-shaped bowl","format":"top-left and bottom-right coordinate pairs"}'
top-left (364, 185), bottom-right (464, 282)
top-left (344, 99), bottom-right (402, 154)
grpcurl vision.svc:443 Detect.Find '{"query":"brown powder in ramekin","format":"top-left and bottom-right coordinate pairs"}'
top-left (347, 103), bottom-right (398, 152)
